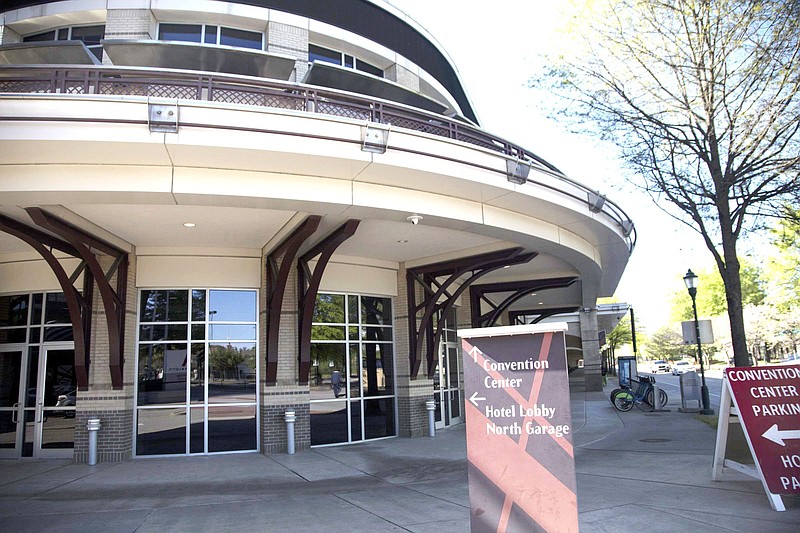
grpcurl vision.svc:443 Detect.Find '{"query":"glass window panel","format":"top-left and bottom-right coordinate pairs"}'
top-left (190, 407), bottom-right (204, 453)
top-left (31, 293), bottom-right (42, 324)
top-left (43, 326), bottom-right (73, 342)
top-left (208, 405), bottom-right (256, 452)
top-left (344, 54), bottom-right (354, 68)
top-left (0, 294), bottom-right (28, 327)
top-left (191, 324), bottom-right (205, 340)
top-left (308, 44), bottom-right (341, 65)
top-left (70, 25), bottom-right (104, 46)
top-left (310, 325), bottom-right (344, 341)
top-left (210, 324), bottom-right (256, 341)
top-left (192, 290), bottom-right (206, 321)
top-left (57, 28), bottom-right (69, 40)
top-left (23, 30), bottom-right (56, 42)
top-left (361, 326), bottom-right (392, 342)
top-left (159, 23), bottom-right (202, 43)
top-left (190, 343), bottom-right (205, 404)
top-left (138, 324), bottom-right (187, 342)
top-left (137, 408), bottom-right (186, 455)
top-left (310, 401), bottom-right (348, 446)
top-left (349, 344), bottom-right (360, 398)
top-left (0, 412), bottom-right (16, 449)
top-left (348, 326), bottom-right (358, 340)
top-left (209, 290), bottom-right (256, 322)
top-left (25, 348), bottom-right (38, 408)
top-left (42, 349), bottom-right (76, 408)
top-left (139, 290), bottom-right (188, 323)
top-left (29, 328), bottom-right (40, 343)
top-left (350, 401), bottom-right (362, 442)
top-left (364, 398), bottom-right (395, 440)
top-left (356, 60), bottom-right (384, 78)
top-left (313, 294), bottom-right (344, 323)
top-left (0, 351), bottom-right (22, 408)
top-left (208, 343), bottom-right (256, 403)
top-left (204, 26), bottom-right (218, 44)
top-left (348, 295), bottom-right (358, 323)
top-left (0, 328), bottom-right (27, 344)
top-left (309, 343), bottom-right (346, 400)
top-left (219, 27), bottom-right (262, 50)
top-left (361, 296), bottom-right (391, 325)
top-left (450, 390), bottom-right (461, 419)
top-left (137, 344), bottom-right (187, 405)
top-left (448, 346), bottom-right (460, 388)
top-left (40, 408), bottom-right (75, 449)
top-left (362, 343), bottom-right (393, 396)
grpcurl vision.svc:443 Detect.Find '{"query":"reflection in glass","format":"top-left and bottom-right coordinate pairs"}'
top-left (361, 296), bottom-right (392, 325)
top-left (450, 390), bottom-right (461, 419)
top-left (31, 293), bottom-right (42, 325)
top-left (349, 345), bottom-right (360, 398)
top-left (137, 408), bottom-right (186, 455)
top-left (25, 348), bottom-right (39, 408)
top-left (0, 328), bottom-right (26, 344)
top-left (190, 343), bottom-right (205, 404)
top-left (208, 290), bottom-right (256, 322)
top-left (208, 405), bottom-right (256, 452)
top-left (361, 326), bottom-right (392, 342)
top-left (309, 343), bottom-right (346, 401)
top-left (192, 290), bottom-right (206, 322)
top-left (219, 27), bottom-right (262, 50)
top-left (40, 409), bottom-right (75, 449)
top-left (139, 290), bottom-right (189, 323)
top-left (137, 344), bottom-right (187, 405)
top-left (362, 344), bottom-right (393, 396)
top-left (158, 23), bottom-right (202, 43)
top-left (0, 294), bottom-right (28, 327)
top-left (208, 343), bottom-right (256, 403)
top-left (139, 324), bottom-right (188, 342)
top-left (43, 349), bottom-right (76, 408)
top-left (350, 401), bottom-right (362, 442)
top-left (44, 293), bottom-right (70, 324)
top-left (0, 351), bottom-right (22, 407)
top-left (348, 295), bottom-right (358, 322)
top-left (312, 294), bottom-right (345, 323)
top-left (310, 401), bottom-right (348, 446)
top-left (209, 324), bottom-right (256, 341)
top-left (190, 407), bottom-right (204, 453)
top-left (311, 325), bottom-right (345, 341)
top-left (0, 412), bottom-right (16, 449)
top-left (43, 326), bottom-right (73, 342)
top-left (191, 324), bottom-right (205, 340)
top-left (364, 398), bottom-right (395, 440)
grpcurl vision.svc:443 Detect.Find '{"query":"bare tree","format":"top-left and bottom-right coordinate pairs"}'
top-left (539, 0), bottom-right (800, 366)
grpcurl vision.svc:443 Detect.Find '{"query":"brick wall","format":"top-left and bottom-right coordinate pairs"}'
top-left (261, 392), bottom-right (310, 454)
top-left (266, 21), bottom-right (308, 83)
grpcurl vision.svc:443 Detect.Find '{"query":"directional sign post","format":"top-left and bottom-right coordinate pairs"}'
top-left (459, 324), bottom-right (577, 533)
top-left (713, 364), bottom-right (800, 511)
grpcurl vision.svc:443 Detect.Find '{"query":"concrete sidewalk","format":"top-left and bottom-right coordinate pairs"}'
top-left (1, 387), bottom-right (798, 532)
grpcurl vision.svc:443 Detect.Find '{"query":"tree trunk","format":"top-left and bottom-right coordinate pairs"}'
top-left (720, 236), bottom-right (750, 366)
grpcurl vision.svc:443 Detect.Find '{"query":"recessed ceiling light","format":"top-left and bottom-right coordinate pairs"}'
top-left (397, 239), bottom-right (408, 243)
top-left (183, 222), bottom-right (196, 228)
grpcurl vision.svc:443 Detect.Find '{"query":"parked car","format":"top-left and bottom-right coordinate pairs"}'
top-left (671, 360), bottom-right (695, 375)
top-left (652, 360), bottom-right (671, 373)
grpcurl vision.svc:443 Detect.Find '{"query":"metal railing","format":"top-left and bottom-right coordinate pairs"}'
top-left (0, 65), bottom-right (635, 251)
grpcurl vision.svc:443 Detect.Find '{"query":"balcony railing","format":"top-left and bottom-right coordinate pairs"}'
top-left (0, 65), bottom-right (635, 251)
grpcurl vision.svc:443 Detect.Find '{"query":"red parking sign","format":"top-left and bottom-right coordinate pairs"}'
top-left (725, 365), bottom-right (800, 495)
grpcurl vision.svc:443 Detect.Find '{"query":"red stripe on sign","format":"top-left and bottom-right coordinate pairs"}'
top-left (466, 400), bottom-right (579, 533)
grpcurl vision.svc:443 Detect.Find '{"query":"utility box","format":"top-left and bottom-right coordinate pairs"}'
top-left (679, 371), bottom-right (703, 412)
top-left (617, 356), bottom-right (637, 388)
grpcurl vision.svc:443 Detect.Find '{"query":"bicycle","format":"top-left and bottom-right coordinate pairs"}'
top-left (611, 375), bottom-right (668, 411)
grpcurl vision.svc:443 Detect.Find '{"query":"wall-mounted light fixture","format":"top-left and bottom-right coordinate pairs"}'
top-left (588, 191), bottom-right (606, 213)
top-left (505, 158), bottom-right (531, 185)
top-left (362, 123), bottom-right (390, 154)
top-left (406, 215), bottom-right (423, 225)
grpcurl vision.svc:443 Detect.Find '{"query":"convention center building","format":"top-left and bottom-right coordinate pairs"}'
top-left (0, 0), bottom-right (635, 462)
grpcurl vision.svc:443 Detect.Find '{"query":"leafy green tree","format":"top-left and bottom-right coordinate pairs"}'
top-left (670, 261), bottom-right (765, 321)
top-left (537, 0), bottom-right (800, 366)
top-left (645, 327), bottom-right (686, 362)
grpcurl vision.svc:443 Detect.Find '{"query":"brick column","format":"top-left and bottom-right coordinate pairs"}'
top-left (104, 8), bottom-right (155, 64)
top-left (395, 264), bottom-right (434, 437)
top-left (580, 308), bottom-right (603, 392)
top-left (260, 256), bottom-right (310, 454)
top-left (266, 20), bottom-right (309, 83)
top-left (74, 254), bottom-right (136, 463)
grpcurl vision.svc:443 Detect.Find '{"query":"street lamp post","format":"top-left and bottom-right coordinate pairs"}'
top-left (683, 269), bottom-right (714, 415)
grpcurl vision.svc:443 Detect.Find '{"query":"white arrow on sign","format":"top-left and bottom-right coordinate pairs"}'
top-left (469, 346), bottom-right (483, 363)
top-left (469, 391), bottom-right (486, 407)
top-left (762, 424), bottom-right (800, 446)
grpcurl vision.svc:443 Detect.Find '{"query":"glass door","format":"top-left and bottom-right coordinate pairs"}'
top-left (0, 348), bottom-right (24, 458)
top-left (35, 346), bottom-right (77, 458)
top-left (434, 341), bottom-right (462, 430)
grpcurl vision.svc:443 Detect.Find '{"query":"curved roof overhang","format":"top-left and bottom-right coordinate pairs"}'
top-left (1, 0), bottom-right (479, 123)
